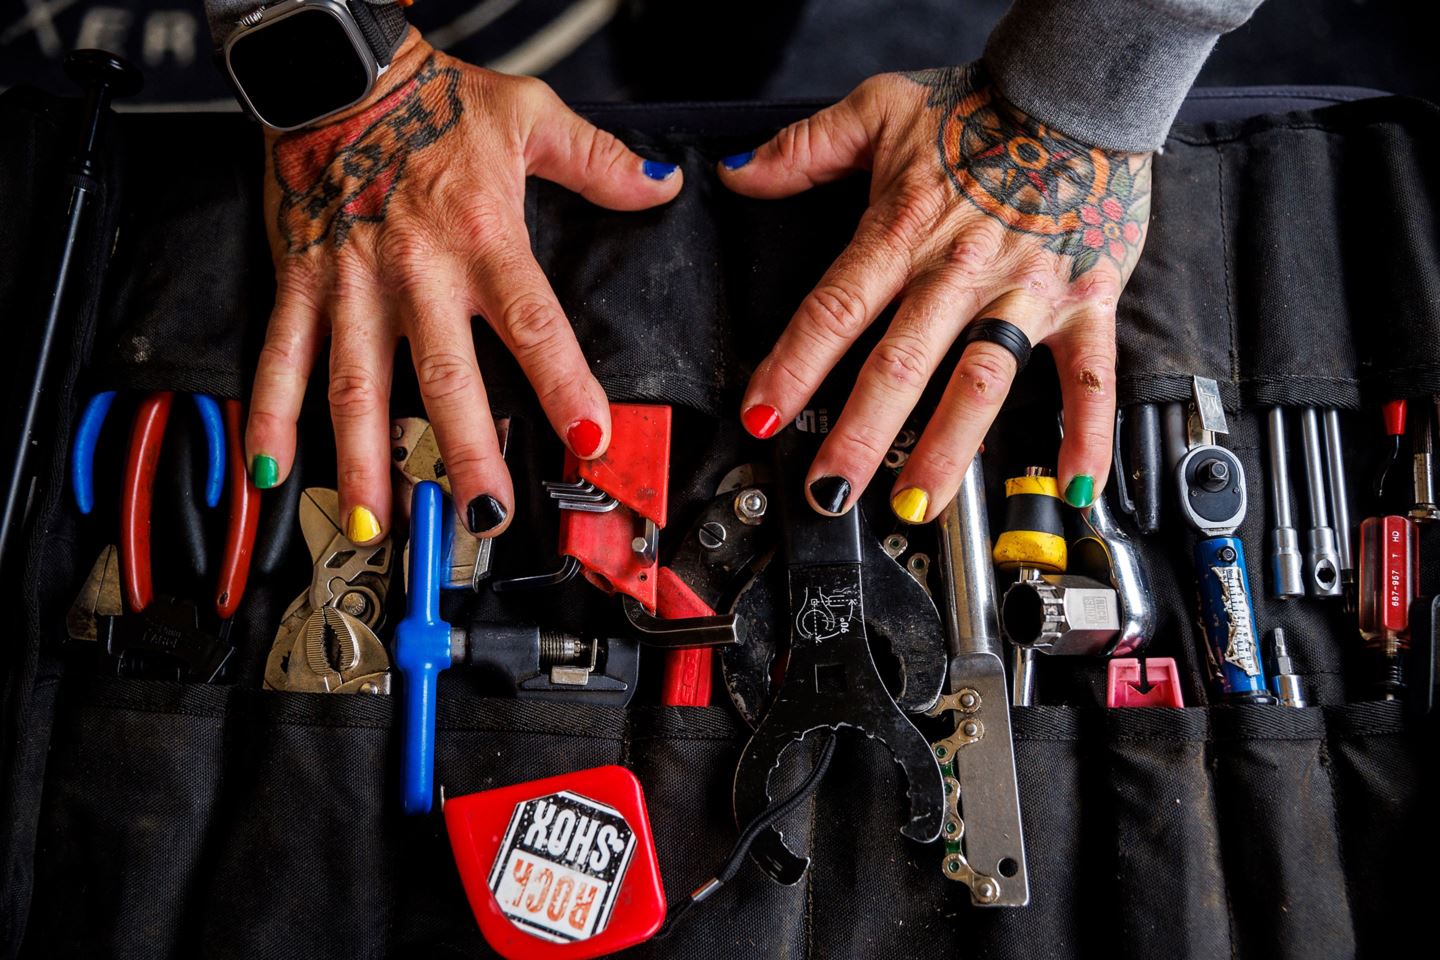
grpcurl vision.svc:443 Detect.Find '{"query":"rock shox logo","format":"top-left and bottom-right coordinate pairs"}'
top-left (488, 791), bottom-right (637, 943)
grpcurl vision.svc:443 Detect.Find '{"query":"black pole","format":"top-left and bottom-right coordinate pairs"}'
top-left (0, 50), bottom-right (142, 579)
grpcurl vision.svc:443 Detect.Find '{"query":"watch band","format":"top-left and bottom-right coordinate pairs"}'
top-left (205, 1), bottom-right (408, 66)
top-left (349, 0), bottom-right (409, 65)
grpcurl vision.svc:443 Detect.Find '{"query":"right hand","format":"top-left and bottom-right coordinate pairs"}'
top-left (245, 32), bottom-right (683, 543)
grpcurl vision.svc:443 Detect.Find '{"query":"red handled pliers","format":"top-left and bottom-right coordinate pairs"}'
top-left (71, 390), bottom-right (260, 620)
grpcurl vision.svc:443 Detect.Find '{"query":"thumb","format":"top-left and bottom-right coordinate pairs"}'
top-left (524, 79), bottom-right (683, 211)
top-left (718, 80), bottom-right (880, 199)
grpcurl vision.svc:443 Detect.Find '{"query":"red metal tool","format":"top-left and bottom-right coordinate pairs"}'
top-left (556, 404), bottom-right (670, 610)
top-left (1358, 514), bottom-right (1419, 699)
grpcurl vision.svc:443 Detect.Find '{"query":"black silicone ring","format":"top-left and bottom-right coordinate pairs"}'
top-left (961, 318), bottom-right (1033, 372)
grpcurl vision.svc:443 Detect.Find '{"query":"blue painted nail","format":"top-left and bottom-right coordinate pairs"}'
top-left (642, 159), bottom-right (679, 181)
top-left (720, 150), bottom-right (755, 170)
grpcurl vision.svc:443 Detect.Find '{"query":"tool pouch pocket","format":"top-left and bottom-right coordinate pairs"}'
top-left (1118, 96), bottom-right (1440, 410)
top-left (3, 88), bottom-right (1439, 960)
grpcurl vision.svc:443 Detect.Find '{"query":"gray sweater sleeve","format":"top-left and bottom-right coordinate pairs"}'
top-left (982, 0), bottom-right (1265, 153)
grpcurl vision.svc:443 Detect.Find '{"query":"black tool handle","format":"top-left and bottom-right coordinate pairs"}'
top-left (0, 52), bottom-right (141, 579)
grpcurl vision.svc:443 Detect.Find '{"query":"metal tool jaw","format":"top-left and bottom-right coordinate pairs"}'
top-left (730, 417), bottom-right (945, 885)
top-left (67, 544), bottom-right (235, 682)
top-left (264, 488), bottom-right (393, 693)
top-left (392, 416), bottom-right (508, 590)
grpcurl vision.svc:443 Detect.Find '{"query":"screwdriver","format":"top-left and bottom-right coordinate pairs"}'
top-left (1358, 515), bottom-right (1419, 700)
top-left (993, 467), bottom-right (1067, 706)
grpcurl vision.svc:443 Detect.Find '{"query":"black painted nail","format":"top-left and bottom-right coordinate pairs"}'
top-left (465, 495), bottom-right (507, 534)
top-left (809, 475), bottom-right (852, 515)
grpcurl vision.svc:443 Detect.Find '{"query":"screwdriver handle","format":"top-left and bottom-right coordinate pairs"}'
top-left (395, 480), bottom-right (452, 815)
top-left (1193, 536), bottom-right (1272, 703)
top-left (1358, 515), bottom-right (1418, 699)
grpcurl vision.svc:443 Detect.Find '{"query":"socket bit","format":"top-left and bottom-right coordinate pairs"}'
top-left (1299, 408), bottom-right (1343, 597)
top-left (1265, 408), bottom-right (1305, 599)
top-left (1266, 628), bottom-right (1307, 708)
top-left (1001, 574), bottom-right (1120, 656)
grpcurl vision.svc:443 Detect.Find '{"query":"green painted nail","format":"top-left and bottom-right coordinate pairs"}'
top-left (252, 454), bottom-right (279, 490)
top-left (1064, 474), bottom-right (1095, 508)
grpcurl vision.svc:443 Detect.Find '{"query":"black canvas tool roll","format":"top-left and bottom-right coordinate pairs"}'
top-left (1, 83), bottom-right (1437, 960)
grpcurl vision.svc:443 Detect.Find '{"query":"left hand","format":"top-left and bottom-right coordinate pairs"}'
top-left (719, 66), bottom-right (1152, 521)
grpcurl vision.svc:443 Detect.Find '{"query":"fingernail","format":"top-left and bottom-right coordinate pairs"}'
top-left (251, 454), bottom-right (279, 490)
top-left (466, 495), bottom-right (507, 534)
top-left (1064, 474), bottom-right (1095, 508)
top-left (720, 150), bottom-right (755, 170)
top-left (642, 159), bottom-right (679, 181)
top-left (891, 487), bottom-right (929, 524)
top-left (567, 419), bottom-right (604, 458)
top-left (346, 505), bottom-right (382, 544)
top-left (742, 404), bottom-right (782, 439)
top-left (809, 476), bottom-right (852, 515)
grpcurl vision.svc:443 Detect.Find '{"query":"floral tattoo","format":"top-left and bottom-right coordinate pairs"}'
top-left (272, 54), bottom-right (464, 253)
top-left (907, 66), bottom-right (1151, 281)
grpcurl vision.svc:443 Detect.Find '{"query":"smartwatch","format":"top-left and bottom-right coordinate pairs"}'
top-left (218, 1), bottom-right (410, 131)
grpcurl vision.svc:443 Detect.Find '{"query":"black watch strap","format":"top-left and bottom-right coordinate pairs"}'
top-left (350, 0), bottom-right (408, 66)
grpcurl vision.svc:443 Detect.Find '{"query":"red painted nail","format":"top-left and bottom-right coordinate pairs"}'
top-left (742, 404), bottom-right (782, 439)
top-left (567, 418), bottom-right (604, 458)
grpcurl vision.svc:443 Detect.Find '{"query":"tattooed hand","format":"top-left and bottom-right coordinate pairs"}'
top-left (247, 32), bottom-right (682, 543)
top-left (721, 66), bottom-right (1152, 521)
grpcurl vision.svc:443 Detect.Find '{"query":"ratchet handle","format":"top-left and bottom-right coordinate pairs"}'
top-left (1193, 536), bottom-right (1272, 703)
top-left (395, 480), bottom-right (451, 815)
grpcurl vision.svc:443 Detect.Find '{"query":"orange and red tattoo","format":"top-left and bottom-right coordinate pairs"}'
top-left (272, 54), bottom-right (464, 253)
top-left (908, 66), bottom-right (1151, 281)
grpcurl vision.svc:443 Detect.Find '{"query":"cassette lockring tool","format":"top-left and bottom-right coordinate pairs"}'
top-left (1176, 377), bottom-right (1274, 703)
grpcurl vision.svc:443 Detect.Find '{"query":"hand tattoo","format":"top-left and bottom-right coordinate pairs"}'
top-left (907, 66), bottom-right (1151, 281)
top-left (272, 54), bottom-right (464, 253)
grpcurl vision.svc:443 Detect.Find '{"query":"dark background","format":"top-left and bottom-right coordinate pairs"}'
top-left (0, 0), bottom-right (1430, 109)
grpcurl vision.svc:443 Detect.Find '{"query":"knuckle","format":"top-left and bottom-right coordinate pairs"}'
top-left (256, 339), bottom-right (305, 377)
top-left (508, 74), bottom-right (556, 110)
top-left (867, 334), bottom-right (932, 391)
top-left (1069, 270), bottom-right (1121, 305)
top-left (874, 182), bottom-right (946, 251)
top-left (500, 293), bottom-right (566, 355)
top-left (943, 226), bottom-right (1005, 276)
top-left (773, 116), bottom-right (820, 173)
top-left (337, 460), bottom-right (381, 493)
top-left (246, 407), bottom-right (290, 438)
top-left (953, 351), bottom-right (1011, 410)
top-left (582, 126), bottom-right (630, 178)
top-left (327, 367), bottom-right (384, 421)
top-left (835, 421), bottom-right (892, 465)
top-left (799, 279), bottom-right (870, 341)
top-left (760, 352), bottom-right (818, 397)
top-left (451, 197), bottom-right (511, 253)
top-left (414, 350), bottom-right (477, 404)
top-left (913, 443), bottom-right (965, 481)
top-left (434, 440), bottom-right (494, 485)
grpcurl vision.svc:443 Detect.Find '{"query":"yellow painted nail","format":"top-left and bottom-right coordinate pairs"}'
top-left (346, 505), bottom-right (382, 544)
top-left (891, 487), bottom-right (929, 524)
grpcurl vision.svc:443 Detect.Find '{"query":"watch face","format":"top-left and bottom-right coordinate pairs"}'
top-left (227, 6), bottom-right (373, 130)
